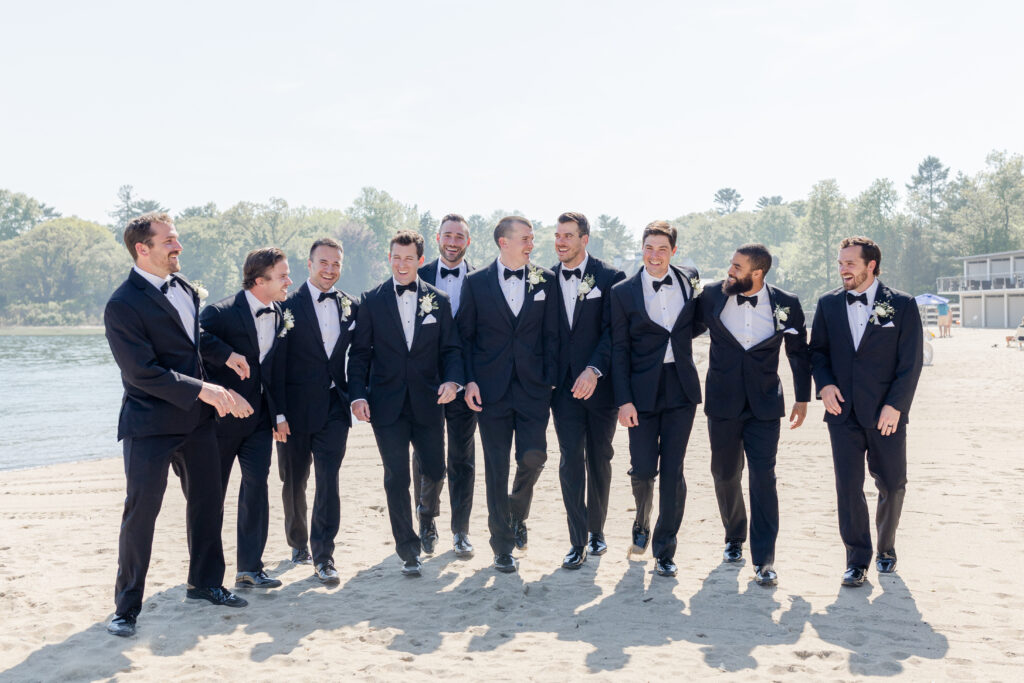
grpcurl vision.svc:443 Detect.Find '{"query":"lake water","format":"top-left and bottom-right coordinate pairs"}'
top-left (0, 333), bottom-right (124, 470)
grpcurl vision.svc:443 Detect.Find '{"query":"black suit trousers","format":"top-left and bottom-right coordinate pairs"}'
top-left (218, 417), bottom-right (273, 573)
top-left (372, 396), bottom-right (445, 562)
top-left (551, 379), bottom-right (616, 547)
top-left (276, 392), bottom-right (350, 565)
top-left (707, 409), bottom-right (781, 566)
top-left (827, 410), bottom-right (907, 568)
top-left (115, 420), bottom-right (224, 616)
top-left (412, 396), bottom-right (477, 535)
top-left (478, 375), bottom-right (551, 555)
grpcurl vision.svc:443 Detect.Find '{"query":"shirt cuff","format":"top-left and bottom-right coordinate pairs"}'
top-left (276, 414), bottom-right (286, 424)
top-left (351, 398), bottom-right (368, 407)
top-left (587, 366), bottom-right (602, 378)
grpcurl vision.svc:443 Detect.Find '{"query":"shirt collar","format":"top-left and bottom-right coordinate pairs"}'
top-left (439, 260), bottom-right (465, 275)
top-left (133, 265), bottom-right (172, 291)
top-left (497, 257), bottom-right (526, 274)
top-left (641, 266), bottom-right (673, 290)
top-left (308, 279), bottom-right (336, 303)
top-left (392, 276), bottom-right (418, 294)
top-left (854, 278), bottom-right (880, 306)
top-left (244, 289), bottom-right (271, 315)
top-left (562, 252), bottom-right (589, 276)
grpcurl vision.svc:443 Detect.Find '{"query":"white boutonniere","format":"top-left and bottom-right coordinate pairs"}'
top-left (526, 264), bottom-right (546, 292)
top-left (689, 276), bottom-right (703, 298)
top-left (577, 274), bottom-right (596, 301)
top-left (774, 304), bottom-right (790, 331)
top-left (339, 295), bottom-right (353, 322)
top-left (279, 308), bottom-right (295, 337)
top-left (870, 300), bottom-right (895, 325)
top-left (418, 292), bottom-right (438, 317)
top-left (191, 280), bottom-right (209, 302)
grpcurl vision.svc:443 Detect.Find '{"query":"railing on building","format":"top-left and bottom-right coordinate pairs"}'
top-left (936, 274), bottom-right (1024, 293)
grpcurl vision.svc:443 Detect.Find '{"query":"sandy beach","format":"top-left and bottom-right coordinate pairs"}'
top-left (1, 328), bottom-right (1022, 681)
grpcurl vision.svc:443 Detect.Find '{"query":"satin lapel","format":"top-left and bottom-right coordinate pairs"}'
top-left (670, 267), bottom-right (694, 333)
top-left (262, 301), bottom-right (284, 372)
top-left (552, 264), bottom-right (572, 331)
top-left (570, 260), bottom-right (593, 331)
top-left (410, 280), bottom-right (428, 351)
top-left (296, 283), bottom-right (328, 360)
top-left (384, 283), bottom-right (409, 353)
top-left (833, 291), bottom-right (857, 352)
top-left (140, 280), bottom-right (192, 342)
top-left (328, 292), bottom-right (351, 360)
top-left (486, 261), bottom-right (516, 329)
top-left (516, 269), bottom-right (538, 329)
top-left (629, 271), bottom-right (656, 328)
top-left (234, 292), bottom-right (260, 357)
top-left (748, 286), bottom-right (784, 352)
top-left (713, 288), bottom-right (745, 350)
top-left (859, 282), bottom-right (888, 348)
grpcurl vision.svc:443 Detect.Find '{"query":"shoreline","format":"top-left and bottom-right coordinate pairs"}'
top-left (0, 325), bottom-right (105, 336)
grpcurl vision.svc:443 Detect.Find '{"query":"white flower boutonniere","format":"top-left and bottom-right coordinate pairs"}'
top-left (339, 295), bottom-right (353, 322)
top-left (577, 274), bottom-right (596, 301)
top-left (870, 300), bottom-right (895, 325)
top-left (191, 280), bottom-right (209, 303)
top-left (418, 292), bottom-right (438, 317)
top-left (279, 309), bottom-right (295, 338)
top-left (689, 276), bottom-right (703, 298)
top-left (526, 264), bottom-right (546, 292)
top-left (774, 304), bottom-right (790, 331)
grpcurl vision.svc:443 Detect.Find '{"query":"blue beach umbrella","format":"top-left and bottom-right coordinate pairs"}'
top-left (914, 293), bottom-right (949, 306)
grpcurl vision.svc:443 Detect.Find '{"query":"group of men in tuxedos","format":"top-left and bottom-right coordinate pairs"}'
top-left (103, 210), bottom-right (922, 637)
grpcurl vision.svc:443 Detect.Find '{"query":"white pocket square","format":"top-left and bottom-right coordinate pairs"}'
top-left (533, 290), bottom-right (546, 301)
top-left (783, 327), bottom-right (799, 335)
top-left (348, 320), bottom-right (357, 330)
top-left (422, 314), bottom-right (437, 325)
top-left (586, 287), bottom-right (602, 299)
top-left (882, 321), bottom-right (895, 328)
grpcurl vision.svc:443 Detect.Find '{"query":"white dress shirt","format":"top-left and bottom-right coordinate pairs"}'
top-left (496, 258), bottom-right (527, 317)
top-left (846, 278), bottom-right (879, 350)
top-left (434, 261), bottom-right (467, 316)
top-left (641, 267), bottom-right (687, 363)
top-left (394, 278), bottom-right (418, 350)
top-left (720, 285), bottom-right (775, 350)
top-left (244, 289), bottom-right (275, 362)
top-left (308, 279), bottom-right (342, 358)
top-left (558, 253), bottom-right (589, 328)
top-left (133, 266), bottom-right (196, 344)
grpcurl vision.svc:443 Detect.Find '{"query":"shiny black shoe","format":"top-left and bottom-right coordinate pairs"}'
top-left (512, 519), bottom-right (528, 550)
top-left (291, 547), bottom-right (312, 565)
top-left (420, 519), bottom-right (439, 556)
top-left (453, 532), bottom-right (475, 559)
top-left (315, 560), bottom-right (340, 585)
top-left (655, 557), bottom-right (678, 577)
top-left (106, 613), bottom-right (137, 637)
top-left (754, 565), bottom-right (778, 587)
top-left (235, 569), bottom-right (282, 588)
top-left (561, 546), bottom-right (587, 570)
top-left (629, 522), bottom-right (651, 555)
top-left (494, 553), bottom-right (518, 573)
top-left (186, 585), bottom-right (248, 607)
top-left (723, 541), bottom-right (743, 563)
top-left (876, 551), bottom-right (897, 574)
top-left (587, 533), bottom-right (608, 556)
top-left (842, 566), bottom-right (867, 587)
top-left (401, 557), bottom-right (422, 577)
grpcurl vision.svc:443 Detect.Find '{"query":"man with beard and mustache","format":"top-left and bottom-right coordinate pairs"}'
top-left (695, 243), bottom-right (811, 586)
top-left (810, 236), bottom-right (922, 587)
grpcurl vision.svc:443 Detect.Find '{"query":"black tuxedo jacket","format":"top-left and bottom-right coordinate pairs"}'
top-left (347, 278), bottom-right (464, 427)
top-left (418, 258), bottom-right (475, 291)
top-left (457, 260), bottom-right (558, 402)
top-left (809, 281), bottom-right (923, 428)
top-left (551, 255), bottom-right (626, 409)
top-left (104, 269), bottom-right (212, 440)
top-left (273, 281), bottom-right (359, 434)
top-left (696, 282), bottom-right (812, 420)
top-left (610, 265), bottom-right (707, 412)
top-left (199, 290), bottom-right (285, 436)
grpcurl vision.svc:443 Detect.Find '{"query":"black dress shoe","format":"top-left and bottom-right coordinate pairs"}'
top-left (587, 533), bottom-right (608, 556)
top-left (561, 546), bottom-right (587, 570)
top-left (401, 557), bottom-right (422, 577)
top-left (655, 557), bottom-right (678, 577)
top-left (291, 547), bottom-right (312, 564)
top-left (630, 522), bottom-right (651, 555)
top-left (453, 532), bottom-right (474, 558)
top-left (512, 519), bottom-right (528, 550)
top-left (754, 565), bottom-right (778, 586)
top-left (235, 570), bottom-right (282, 588)
top-left (186, 586), bottom-right (248, 607)
top-left (315, 560), bottom-right (340, 585)
top-left (106, 613), bottom-right (136, 637)
top-left (494, 553), bottom-right (518, 573)
top-left (420, 519), bottom-right (438, 555)
top-left (723, 541), bottom-right (743, 563)
top-left (842, 566), bottom-right (867, 587)
top-left (876, 551), bottom-right (897, 574)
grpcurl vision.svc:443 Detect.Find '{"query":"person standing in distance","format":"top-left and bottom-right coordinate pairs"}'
top-left (104, 212), bottom-right (251, 637)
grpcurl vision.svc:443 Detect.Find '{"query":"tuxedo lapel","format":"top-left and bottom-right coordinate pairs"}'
top-left (382, 282), bottom-right (409, 352)
top-left (234, 291), bottom-right (260, 357)
top-left (747, 285), bottom-right (783, 352)
top-left (552, 264), bottom-right (571, 331)
top-left (628, 271), bottom-right (656, 328)
top-left (138, 275), bottom-right (191, 343)
top-left (832, 290), bottom-right (857, 352)
top-left (296, 283), bottom-right (328, 359)
top-left (486, 261), bottom-right (516, 329)
top-left (516, 275), bottom-right (535, 329)
top-left (669, 267), bottom-right (694, 333)
top-left (410, 280), bottom-right (429, 351)
top-left (712, 288), bottom-right (745, 350)
top-left (859, 281), bottom-right (889, 348)
top-left (261, 301), bottom-right (284, 373)
top-left (570, 259), bottom-right (595, 331)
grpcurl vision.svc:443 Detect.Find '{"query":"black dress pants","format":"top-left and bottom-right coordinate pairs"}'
top-left (217, 417), bottom-right (273, 573)
top-left (412, 396), bottom-right (477, 535)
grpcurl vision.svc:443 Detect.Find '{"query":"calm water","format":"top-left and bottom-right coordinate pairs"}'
top-left (0, 334), bottom-right (124, 470)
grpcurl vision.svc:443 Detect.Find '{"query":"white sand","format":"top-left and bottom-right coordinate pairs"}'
top-left (1, 328), bottom-right (1022, 681)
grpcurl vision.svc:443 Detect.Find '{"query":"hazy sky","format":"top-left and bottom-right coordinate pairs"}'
top-left (3, 1), bottom-right (1022, 231)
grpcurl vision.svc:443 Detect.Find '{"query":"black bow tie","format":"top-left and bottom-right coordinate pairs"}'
top-left (395, 282), bottom-right (416, 295)
top-left (504, 268), bottom-right (524, 281)
top-left (255, 307), bottom-right (274, 318)
top-left (737, 294), bottom-right (758, 307)
top-left (159, 277), bottom-right (178, 294)
top-left (846, 292), bottom-right (868, 306)
top-left (562, 268), bottom-right (581, 281)
top-left (652, 276), bottom-right (673, 293)
top-left (317, 291), bottom-right (338, 303)
top-left (440, 267), bottom-right (460, 279)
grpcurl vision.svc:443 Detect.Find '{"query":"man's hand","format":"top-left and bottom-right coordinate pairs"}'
top-left (226, 389), bottom-right (254, 419)
top-left (352, 399), bottom-right (371, 422)
top-left (877, 405), bottom-right (902, 437)
top-left (618, 402), bottom-right (639, 428)
top-left (465, 382), bottom-right (483, 412)
top-left (820, 384), bottom-right (845, 416)
top-left (198, 382), bottom-right (237, 417)
top-left (437, 382), bottom-right (458, 405)
top-left (226, 352), bottom-right (250, 380)
top-left (274, 420), bottom-right (291, 443)
top-left (571, 367), bottom-right (599, 400)
top-left (789, 401), bottom-right (808, 429)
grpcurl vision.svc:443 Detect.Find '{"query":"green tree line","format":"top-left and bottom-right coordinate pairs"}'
top-left (1, 150), bottom-right (1022, 325)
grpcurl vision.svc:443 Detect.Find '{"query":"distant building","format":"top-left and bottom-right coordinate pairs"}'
top-left (937, 249), bottom-right (1024, 328)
